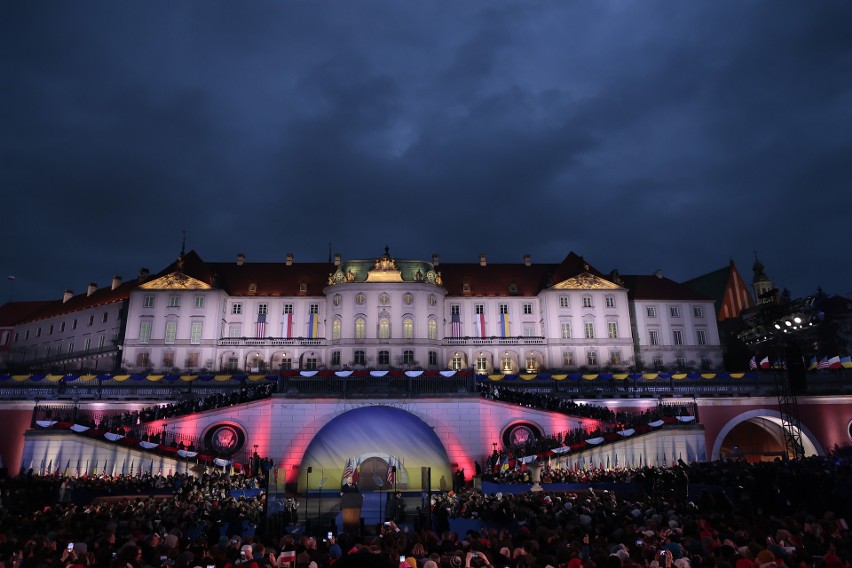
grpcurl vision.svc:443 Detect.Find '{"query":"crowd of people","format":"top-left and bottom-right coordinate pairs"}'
top-left (1, 451), bottom-right (851, 568)
top-left (479, 385), bottom-right (696, 428)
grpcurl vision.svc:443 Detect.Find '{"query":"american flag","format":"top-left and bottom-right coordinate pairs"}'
top-left (343, 458), bottom-right (353, 480)
top-left (451, 313), bottom-right (461, 338)
top-left (256, 314), bottom-right (267, 338)
top-left (387, 457), bottom-right (395, 485)
top-left (818, 357), bottom-right (830, 369)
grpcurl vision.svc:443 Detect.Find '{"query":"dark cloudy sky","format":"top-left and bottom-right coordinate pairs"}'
top-left (2, 1), bottom-right (851, 303)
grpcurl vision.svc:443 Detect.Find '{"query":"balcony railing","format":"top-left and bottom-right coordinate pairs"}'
top-left (442, 336), bottom-right (547, 346)
top-left (217, 337), bottom-right (326, 347)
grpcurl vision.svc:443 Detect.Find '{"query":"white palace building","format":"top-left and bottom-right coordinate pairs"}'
top-left (1, 247), bottom-right (723, 375)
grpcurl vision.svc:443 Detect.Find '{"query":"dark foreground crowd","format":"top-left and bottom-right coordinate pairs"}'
top-left (2, 453), bottom-right (852, 568)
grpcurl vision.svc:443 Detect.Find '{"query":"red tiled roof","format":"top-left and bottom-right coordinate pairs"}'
top-left (619, 274), bottom-right (715, 301)
top-left (0, 300), bottom-right (54, 326)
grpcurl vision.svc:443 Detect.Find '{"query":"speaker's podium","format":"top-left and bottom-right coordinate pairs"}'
top-left (340, 492), bottom-right (363, 536)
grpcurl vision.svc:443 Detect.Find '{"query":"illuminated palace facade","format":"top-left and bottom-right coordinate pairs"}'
top-left (4, 248), bottom-right (723, 375)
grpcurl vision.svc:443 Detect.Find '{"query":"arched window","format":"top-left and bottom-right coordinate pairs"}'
top-left (332, 318), bottom-right (341, 341)
top-left (378, 318), bottom-right (390, 339)
top-left (428, 318), bottom-right (438, 340)
top-left (355, 317), bottom-right (366, 340)
top-left (403, 317), bottom-right (414, 340)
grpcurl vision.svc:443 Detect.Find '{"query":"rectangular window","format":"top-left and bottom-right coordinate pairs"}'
top-left (378, 350), bottom-right (390, 365)
top-left (144, 295), bottom-right (155, 308)
top-left (60, 322), bottom-right (66, 333)
top-left (475, 356), bottom-right (488, 372)
top-left (98, 335), bottom-right (105, 348)
top-left (587, 350), bottom-right (598, 366)
top-left (649, 330), bottom-right (659, 346)
top-left (561, 323), bottom-right (571, 339)
top-left (403, 350), bottom-right (414, 365)
top-left (36, 327), bottom-right (42, 337)
top-left (670, 306), bottom-right (680, 318)
top-left (283, 304), bottom-right (293, 314)
top-left (523, 303), bottom-right (533, 315)
top-left (67, 341), bottom-right (74, 354)
top-left (102, 312), bottom-right (108, 323)
top-left (355, 318), bottom-right (365, 340)
top-left (165, 321), bottom-right (177, 344)
top-left (563, 350), bottom-right (574, 366)
top-left (232, 303), bottom-right (243, 315)
top-left (354, 350), bottom-right (366, 366)
top-left (475, 304), bottom-right (484, 315)
top-left (673, 329), bottom-right (683, 346)
top-left (168, 295), bottom-right (180, 308)
top-left (49, 325), bottom-right (54, 335)
top-left (163, 351), bottom-right (175, 368)
top-left (258, 303), bottom-right (268, 315)
top-left (304, 357), bottom-right (317, 370)
top-left (653, 356), bottom-right (664, 370)
top-left (228, 324), bottom-right (241, 338)
top-left (186, 352), bottom-right (199, 368)
top-left (190, 321), bottom-right (203, 344)
top-left (584, 322), bottom-right (595, 339)
top-left (701, 357), bottom-right (711, 370)
top-left (72, 319), bottom-right (77, 330)
top-left (523, 325), bottom-right (535, 337)
top-left (403, 319), bottom-right (413, 340)
top-left (610, 350), bottom-right (621, 365)
top-left (331, 351), bottom-right (341, 366)
top-left (139, 321), bottom-right (152, 344)
top-left (559, 296), bottom-right (569, 308)
top-left (582, 296), bottom-right (593, 308)
top-left (279, 357), bottom-right (291, 371)
top-left (450, 355), bottom-right (463, 371)
top-left (309, 304), bottom-right (319, 314)
top-left (693, 306), bottom-right (703, 318)
top-left (429, 351), bottom-right (438, 366)
top-left (646, 306), bottom-right (656, 318)
top-left (675, 357), bottom-right (686, 369)
top-left (499, 303), bottom-right (508, 314)
top-left (194, 295), bottom-right (205, 308)
top-left (136, 352), bottom-right (150, 367)
top-left (88, 315), bottom-right (94, 326)
top-left (451, 304), bottom-right (460, 315)
top-left (428, 319), bottom-right (437, 340)
top-left (697, 329), bottom-right (707, 346)
top-left (607, 322), bottom-right (618, 339)
top-left (605, 296), bottom-right (615, 308)
top-left (83, 337), bottom-right (91, 351)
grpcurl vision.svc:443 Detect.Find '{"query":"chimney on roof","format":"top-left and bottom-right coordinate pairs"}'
top-left (63, 289), bottom-right (74, 303)
top-left (654, 269), bottom-right (663, 279)
top-left (87, 282), bottom-right (97, 297)
top-left (286, 253), bottom-right (293, 266)
top-left (334, 253), bottom-right (341, 266)
top-left (479, 253), bottom-right (487, 267)
top-left (112, 275), bottom-right (122, 290)
top-left (523, 254), bottom-right (531, 267)
top-left (432, 253), bottom-right (440, 266)
top-left (138, 268), bottom-right (149, 282)
top-left (236, 253), bottom-right (245, 266)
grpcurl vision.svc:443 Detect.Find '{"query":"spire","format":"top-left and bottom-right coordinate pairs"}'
top-left (752, 250), bottom-right (769, 284)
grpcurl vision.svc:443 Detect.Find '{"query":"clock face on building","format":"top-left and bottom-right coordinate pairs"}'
top-left (403, 293), bottom-right (414, 305)
top-left (379, 293), bottom-right (390, 305)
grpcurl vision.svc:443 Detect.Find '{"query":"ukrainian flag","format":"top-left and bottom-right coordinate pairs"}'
top-left (308, 313), bottom-right (319, 338)
top-left (500, 313), bottom-right (510, 337)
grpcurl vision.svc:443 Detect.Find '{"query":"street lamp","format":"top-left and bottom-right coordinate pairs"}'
top-left (305, 466), bottom-right (312, 530)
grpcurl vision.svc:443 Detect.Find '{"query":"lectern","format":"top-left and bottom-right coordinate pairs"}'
top-left (340, 492), bottom-right (363, 535)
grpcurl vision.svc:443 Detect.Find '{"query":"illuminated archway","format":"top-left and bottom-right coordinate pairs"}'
top-left (297, 405), bottom-right (451, 493)
top-left (711, 409), bottom-right (823, 461)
